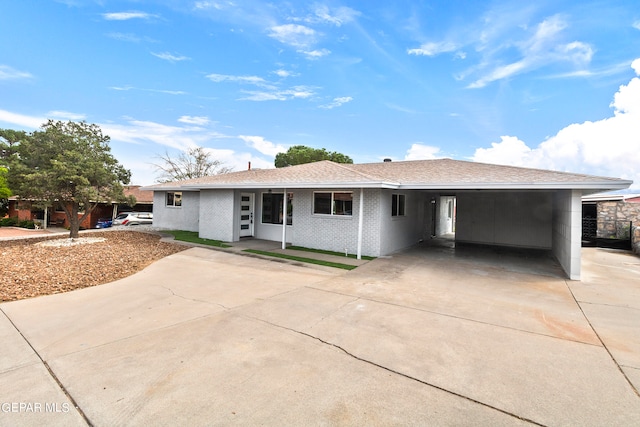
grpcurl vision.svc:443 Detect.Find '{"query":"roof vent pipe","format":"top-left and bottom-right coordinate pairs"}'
top-left (383, 158), bottom-right (392, 162)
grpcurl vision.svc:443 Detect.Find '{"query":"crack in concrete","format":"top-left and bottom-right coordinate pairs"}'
top-left (564, 280), bottom-right (640, 398)
top-left (244, 313), bottom-right (545, 426)
top-left (577, 300), bottom-right (640, 312)
top-left (161, 285), bottom-right (230, 310)
top-left (0, 307), bottom-right (93, 426)
top-left (305, 285), bottom-right (602, 347)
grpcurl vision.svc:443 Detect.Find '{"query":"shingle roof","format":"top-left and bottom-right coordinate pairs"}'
top-left (143, 159), bottom-right (632, 192)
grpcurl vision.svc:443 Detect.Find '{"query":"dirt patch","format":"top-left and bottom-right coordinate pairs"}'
top-left (0, 231), bottom-right (187, 302)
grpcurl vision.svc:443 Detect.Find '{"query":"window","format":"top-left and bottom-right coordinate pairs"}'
top-left (392, 194), bottom-right (405, 217)
top-left (314, 192), bottom-right (353, 216)
top-left (166, 191), bottom-right (182, 207)
top-left (262, 193), bottom-right (293, 225)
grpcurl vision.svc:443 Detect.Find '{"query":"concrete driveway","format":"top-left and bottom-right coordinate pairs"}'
top-left (1, 245), bottom-right (639, 426)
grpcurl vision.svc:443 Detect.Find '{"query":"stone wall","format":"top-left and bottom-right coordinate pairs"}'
top-left (597, 201), bottom-right (639, 239)
top-left (597, 200), bottom-right (640, 254)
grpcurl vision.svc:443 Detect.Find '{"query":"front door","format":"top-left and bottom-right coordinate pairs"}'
top-left (239, 193), bottom-right (254, 237)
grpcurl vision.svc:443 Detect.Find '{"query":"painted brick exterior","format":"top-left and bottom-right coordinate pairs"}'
top-left (152, 191), bottom-right (200, 232)
top-left (199, 189), bottom-right (235, 242)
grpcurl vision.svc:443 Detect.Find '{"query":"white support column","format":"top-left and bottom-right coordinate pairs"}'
top-left (357, 188), bottom-right (364, 260)
top-left (282, 188), bottom-right (287, 250)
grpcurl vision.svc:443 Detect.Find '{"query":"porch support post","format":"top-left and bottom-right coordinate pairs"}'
top-left (357, 187), bottom-right (364, 260)
top-left (43, 206), bottom-right (48, 229)
top-left (281, 188), bottom-right (287, 250)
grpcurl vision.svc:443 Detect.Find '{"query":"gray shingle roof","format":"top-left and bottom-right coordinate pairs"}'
top-left (143, 159), bottom-right (632, 192)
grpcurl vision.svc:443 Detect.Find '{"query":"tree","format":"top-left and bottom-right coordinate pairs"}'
top-left (152, 146), bottom-right (232, 182)
top-left (274, 145), bottom-right (353, 168)
top-left (0, 167), bottom-right (10, 217)
top-left (6, 120), bottom-right (134, 238)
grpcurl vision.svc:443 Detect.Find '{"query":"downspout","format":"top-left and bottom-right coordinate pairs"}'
top-left (357, 188), bottom-right (364, 260)
top-left (282, 187), bottom-right (287, 250)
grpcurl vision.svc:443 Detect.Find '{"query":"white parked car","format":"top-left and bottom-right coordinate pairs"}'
top-left (112, 212), bottom-right (153, 226)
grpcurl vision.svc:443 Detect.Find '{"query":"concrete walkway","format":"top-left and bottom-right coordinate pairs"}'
top-left (1, 245), bottom-right (639, 426)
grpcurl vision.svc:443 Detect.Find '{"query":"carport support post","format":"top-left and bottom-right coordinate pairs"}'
top-left (357, 188), bottom-right (364, 260)
top-left (281, 187), bottom-right (287, 250)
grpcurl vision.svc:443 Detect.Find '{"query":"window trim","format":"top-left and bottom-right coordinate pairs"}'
top-left (166, 191), bottom-right (183, 208)
top-left (313, 191), bottom-right (353, 216)
top-left (392, 193), bottom-right (406, 217)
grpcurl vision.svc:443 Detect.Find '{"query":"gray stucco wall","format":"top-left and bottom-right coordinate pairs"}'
top-left (552, 190), bottom-right (582, 280)
top-left (151, 191), bottom-right (200, 232)
top-left (199, 189), bottom-right (235, 242)
top-left (456, 191), bottom-right (553, 249)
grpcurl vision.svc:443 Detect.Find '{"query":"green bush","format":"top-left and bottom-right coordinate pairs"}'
top-left (19, 220), bottom-right (36, 229)
top-left (0, 217), bottom-right (18, 227)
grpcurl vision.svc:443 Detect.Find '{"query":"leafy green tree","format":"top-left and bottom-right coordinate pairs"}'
top-left (0, 167), bottom-right (10, 217)
top-left (274, 145), bottom-right (353, 168)
top-left (152, 146), bottom-right (232, 183)
top-left (6, 120), bottom-right (134, 238)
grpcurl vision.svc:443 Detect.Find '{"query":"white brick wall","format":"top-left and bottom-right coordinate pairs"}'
top-left (152, 191), bottom-right (200, 232)
top-left (552, 190), bottom-right (582, 280)
top-left (291, 189), bottom-right (382, 256)
top-left (199, 189), bottom-right (235, 242)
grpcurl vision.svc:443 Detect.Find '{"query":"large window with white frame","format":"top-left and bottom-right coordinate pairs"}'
top-left (166, 191), bottom-right (182, 207)
top-left (392, 194), bottom-right (405, 217)
top-left (262, 192), bottom-right (293, 225)
top-left (313, 192), bottom-right (353, 216)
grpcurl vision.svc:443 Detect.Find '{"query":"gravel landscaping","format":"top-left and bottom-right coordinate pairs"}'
top-left (0, 230), bottom-right (187, 302)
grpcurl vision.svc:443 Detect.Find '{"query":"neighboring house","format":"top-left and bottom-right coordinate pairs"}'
top-left (582, 192), bottom-right (640, 253)
top-left (6, 185), bottom-right (153, 229)
top-left (143, 159), bottom-right (632, 280)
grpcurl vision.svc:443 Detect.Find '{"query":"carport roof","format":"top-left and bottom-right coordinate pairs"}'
top-left (143, 159), bottom-right (632, 193)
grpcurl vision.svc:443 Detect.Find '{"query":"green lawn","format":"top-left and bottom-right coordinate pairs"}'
top-left (287, 245), bottom-right (376, 260)
top-left (243, 249), bottom-right (358, 270)
top-left (163, 230), bottom-right (231, 248)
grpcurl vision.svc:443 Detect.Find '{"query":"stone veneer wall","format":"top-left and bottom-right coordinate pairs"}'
top-left (597, 201), bottom-right (640, 254)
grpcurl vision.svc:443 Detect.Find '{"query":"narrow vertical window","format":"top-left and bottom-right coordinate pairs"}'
top-left (392, 194), bottom-right (405, 217)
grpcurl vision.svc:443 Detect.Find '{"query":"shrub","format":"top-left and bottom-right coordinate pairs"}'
top-left (0, 217), bottom-right (18, 227)
top-left (19, 220), bottom-right (36, 229)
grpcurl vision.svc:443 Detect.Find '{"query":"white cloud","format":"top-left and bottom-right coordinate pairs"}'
top-left (0, 65), bottom-right (33, 80)
top-left (268, 24), bottom-right (316, 48)
top-left (299, 48), bottom-right (331, 59)
top-left (206, 73), bottom-right (268, 86)
top-left (178, 116), bottom-right (210, 126)
top-left (273, 69), bottom-right (294, 78)
top-left (238, 135), bottom-right (287, 156)
top-left (0, 109), bottom-right (44, 128)
top-left (407, 41), bottom-right (459, 57)
top-left (472, 59), bottom-right (640, 188)
top-left (404, 144), bottom-right (442, 160)
top-left (634, 20), bottom-right (640, 30)
top-left (151, 52), bottom-right (190, 62)
top-left (47, 110), bottom-right (87, 120)
top-left (309, 5), bottom-right (360, 26)
top-left (239, 86), bottom-right (315, 102)
top-left (102, 11), bottom-right (155, 21)
top-left (319, 96), bottom-right (353, 109)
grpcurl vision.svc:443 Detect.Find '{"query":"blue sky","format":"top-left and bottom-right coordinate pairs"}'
top-left (1, 0), bottom-right (639, 188)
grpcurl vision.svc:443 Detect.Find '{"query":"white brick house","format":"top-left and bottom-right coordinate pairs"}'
top-left (144, 159), bottom-right (631, 280)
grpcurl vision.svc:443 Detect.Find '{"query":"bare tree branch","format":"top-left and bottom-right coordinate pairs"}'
top-left (151, 147), bottom-right (232, 183)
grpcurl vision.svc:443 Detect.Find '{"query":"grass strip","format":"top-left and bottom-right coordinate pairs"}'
top-left (164, 230), bottom-right (232, 248)
top-left (243, 249), bottom-right (357, 270)
top-left (287, 245), bottom-right (376, 260)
